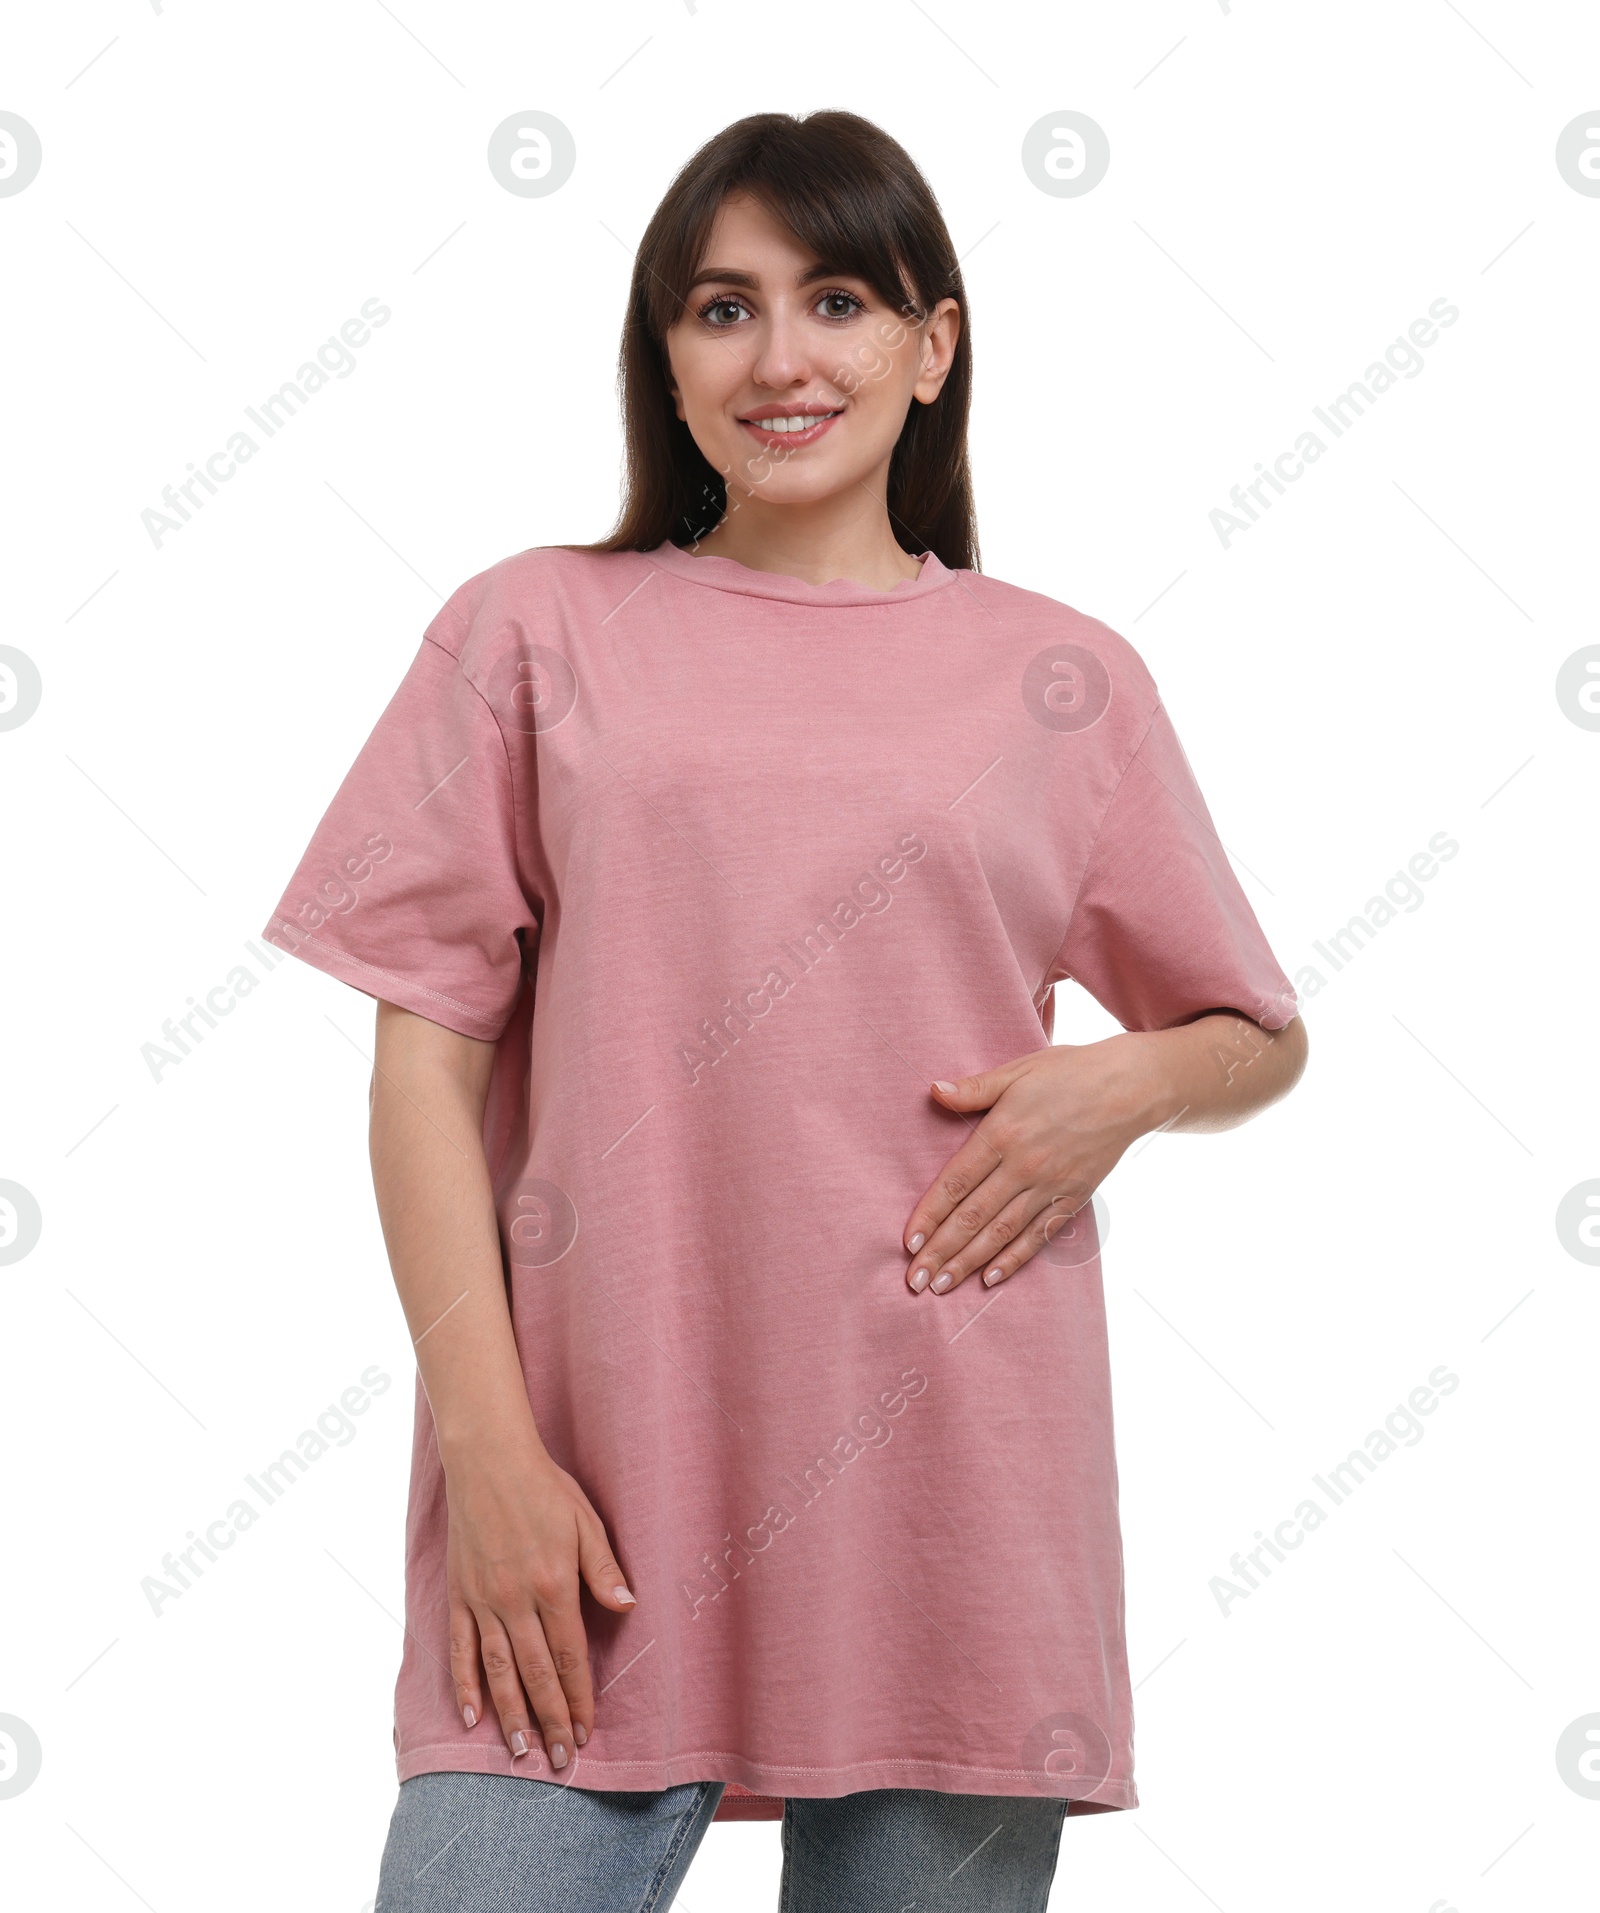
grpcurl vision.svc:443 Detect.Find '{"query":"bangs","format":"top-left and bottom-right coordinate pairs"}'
top-left (640, 124), bottom-right (948, 335)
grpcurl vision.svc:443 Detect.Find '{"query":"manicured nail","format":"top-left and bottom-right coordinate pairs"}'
top-left (462, 1704), bottom-right (477, 1729)
top-left (931, 1270), bottom-right (953, 1293)
top-left (982, 1266), bottom-right (1004, 1287)
top-left (909, 1267), bottom-right (930, 1292)
top-left (614, 1584), bottom-right (637, 1605)
top-left (908, 1232), bottom-right (925, 1253)
top-left (933, 1080), bottom-right (956, 1094)
top-left (510, 1730), bottom-right (530, 1757)
top-left (550, 1740), bottom-right (569, 1769)
top-left (573, 1722), bottom-right (588, 1746)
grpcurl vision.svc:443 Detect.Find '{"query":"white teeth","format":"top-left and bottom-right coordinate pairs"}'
top-left (750, 413), bottom-right (836, 432)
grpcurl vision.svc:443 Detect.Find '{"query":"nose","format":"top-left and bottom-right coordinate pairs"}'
top-left (748, 302), bottom-right (817, 395)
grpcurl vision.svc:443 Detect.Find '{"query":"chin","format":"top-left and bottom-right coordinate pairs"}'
top-left (725, 461), bottom-right (865, 507)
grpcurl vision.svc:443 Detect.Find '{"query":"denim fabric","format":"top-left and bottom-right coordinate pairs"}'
top-left (375, 1772), bottom-right (1069, 1911)
top-left (376, 1774), bottom-right (721, 1913)
top-left (777, 1786), bottom-right (1069, 1913)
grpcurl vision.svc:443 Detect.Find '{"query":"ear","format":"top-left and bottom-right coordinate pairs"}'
top-left (661, 333), bottom-right (687, 421)
top-left (911, 297), bottom-right (960, 406)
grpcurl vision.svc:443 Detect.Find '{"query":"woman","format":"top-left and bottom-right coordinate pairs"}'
top-left (265, 110), bottom-right (1306, 1912)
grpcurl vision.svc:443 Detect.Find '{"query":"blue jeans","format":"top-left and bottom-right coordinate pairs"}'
top-left (376, 1772), bottom-right (1069, 1911)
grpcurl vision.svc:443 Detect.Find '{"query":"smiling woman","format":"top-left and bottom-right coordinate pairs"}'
top-left (262, 107), bottom-right (1307, 1913)
top-left (579, 110), bottom-right (975, 583)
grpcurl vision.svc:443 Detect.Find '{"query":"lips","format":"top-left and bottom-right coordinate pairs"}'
top-left (737, 406), bottom-right (843, 449)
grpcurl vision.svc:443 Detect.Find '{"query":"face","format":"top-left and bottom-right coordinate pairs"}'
top-left (663, 193), bottom-right (960, 517)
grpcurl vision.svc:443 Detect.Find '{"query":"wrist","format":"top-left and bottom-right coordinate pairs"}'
top-left (432, 1395), bottom-right (549, 1479)
top-left (1113, 1030), bottom-right (1188, 1137)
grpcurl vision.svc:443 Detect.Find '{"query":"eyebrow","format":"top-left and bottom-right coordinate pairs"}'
top-left (685, 261), bottom-right (864, 295)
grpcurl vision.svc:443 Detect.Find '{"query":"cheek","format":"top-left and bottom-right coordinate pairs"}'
top-left (831, 337), bottom-right (889, 395)
top-left (668, 333), bottom-right (741, 422)
top-left (836, 326), bottom-right (919, 402)
top-left (836, 356), bottom-right (919, 447)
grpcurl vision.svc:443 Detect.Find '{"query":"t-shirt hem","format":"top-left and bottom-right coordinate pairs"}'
top-left (394, 1740), bottom-right (1137, 1811)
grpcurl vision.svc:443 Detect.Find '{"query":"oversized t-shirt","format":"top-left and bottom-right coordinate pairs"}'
top-left (263, 540), bottom-right (1297, 1819)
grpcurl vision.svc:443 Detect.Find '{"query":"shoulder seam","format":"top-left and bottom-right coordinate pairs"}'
top-left (424, 597), bottom-right (472, 647)
top-left (419, 631), bottom-right (535, 914)
top-left (422, 629), bottom-right (518, 786)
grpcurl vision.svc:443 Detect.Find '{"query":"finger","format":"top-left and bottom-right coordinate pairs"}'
top-left (534, 1585), bottom-right (596, 1749)
top-left (448, 1591), bottom-right (485, 1732)
top-left (904, 1122), bottom-right (1015, 1271)
top-left (927, 1057), bottom-right (1033, 1116)
top-left (979, 1195), bottom-right (1093, 1290)
top-left (922, 1187), bottom-right (1045, 1293)
top-left (576, 1514), bottom-right (638, 1617)
top-left (476, 1609), bottom-right (543, 1765)
top-left (906, 1151), bottom-right (1026, 1292)
top-left (507, 1607), bottom-right (578, 1772)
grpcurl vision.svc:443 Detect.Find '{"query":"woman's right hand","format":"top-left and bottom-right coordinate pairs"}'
top-left (444, 1441), bottom-right (636, 1771)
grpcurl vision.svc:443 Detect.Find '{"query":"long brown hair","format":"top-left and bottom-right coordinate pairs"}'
top-left (579, 111), bottom-right (979, 571)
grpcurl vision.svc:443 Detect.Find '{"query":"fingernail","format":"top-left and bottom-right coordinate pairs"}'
top-left (462, 1704), bottom-right (477, 1729)
top-left (933, 1080), bottom-right (956, 1094)
top-left (931, 1270), bottom-right (953, 1293)
top-left (983, 1266), bottom-right (1004, 1287)
top-left (908, 1232), bottom-right (925, 1253)
top-left (550, 1741), bottom-right (569, 1769)
top-left (909, 1267), bottom-right (930, 1292)
top-left (614, 1584), bottom-right (637, 1605)
top-left (573, 1722), bottom-right (588, 1746)
top-left (510, 1730), bottom-right (530, 1757)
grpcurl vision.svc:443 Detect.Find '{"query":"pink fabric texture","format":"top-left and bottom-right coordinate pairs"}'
top-left (264, 541), bottom-right (1297, 1813)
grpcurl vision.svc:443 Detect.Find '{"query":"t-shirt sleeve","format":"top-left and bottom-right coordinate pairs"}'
top-left (1052, 701), bottom-right (1298, 1033)
top-left (260, 624), bottom-right (537, 1042)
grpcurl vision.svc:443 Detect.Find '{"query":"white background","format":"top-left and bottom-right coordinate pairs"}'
top-left (3, 2), bottom-right (1596, 1908)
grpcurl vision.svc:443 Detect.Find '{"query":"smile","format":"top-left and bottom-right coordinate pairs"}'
top-left (737, 409), bottom-right (843, 447)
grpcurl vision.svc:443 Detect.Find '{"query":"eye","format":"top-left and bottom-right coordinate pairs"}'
top-left (815, 289), bottom-right (866, 321)
top-left (698, 295), bottom-right (752, 328)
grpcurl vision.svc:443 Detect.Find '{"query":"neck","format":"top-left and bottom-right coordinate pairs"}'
top-left (688, 470), bottom-right (924, 592)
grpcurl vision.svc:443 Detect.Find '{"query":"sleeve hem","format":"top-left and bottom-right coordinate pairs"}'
top-left (1170, 1000), bottom-right (1301, 1034)
top-left (261, 918), bottom-right (511, 1043)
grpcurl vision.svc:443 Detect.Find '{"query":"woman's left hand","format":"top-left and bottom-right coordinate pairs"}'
top-left (903, 1010), bottom-right (1307, 1295)
top-left (902, 1037), bottom-right (1161, 1296)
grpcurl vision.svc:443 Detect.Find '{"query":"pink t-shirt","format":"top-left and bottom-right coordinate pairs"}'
top-left (264, 541), bottom-right (1297, 1818)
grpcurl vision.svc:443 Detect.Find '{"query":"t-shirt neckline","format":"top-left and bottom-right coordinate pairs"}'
top-left (643, 540), bottom-right (958, 608)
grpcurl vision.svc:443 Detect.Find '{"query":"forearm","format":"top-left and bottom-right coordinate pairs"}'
top-left (369, 1001), bottom-right (544, 1472)
top-left (1124, 1009), bottom-right (1308, 1138)
top-left (368, 1003), bottom-right (634, 1767)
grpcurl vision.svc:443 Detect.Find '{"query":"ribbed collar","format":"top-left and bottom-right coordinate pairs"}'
top-left (643, 540), bottom-right (958, 608)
